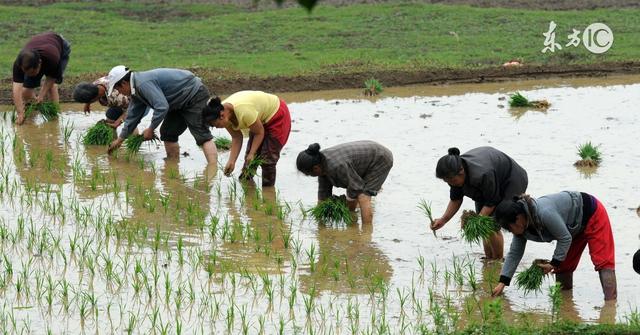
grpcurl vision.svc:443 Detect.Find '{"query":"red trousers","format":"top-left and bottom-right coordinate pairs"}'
top-left (244, 99), bottom-right (291, 186)
top-left (556, 199), bottom-right (615, 273)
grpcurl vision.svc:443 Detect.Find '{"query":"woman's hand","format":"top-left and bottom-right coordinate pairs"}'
top-left (224, 161), bottom-right (235, 176)
top-left (107, 137), bottom-right (124, 154)
top-left (492, 282), bottom-right (506, 297)
top-left (431, 218), bottom-right (447, 231)
top-left (537, 263), bottom-right (555, 275)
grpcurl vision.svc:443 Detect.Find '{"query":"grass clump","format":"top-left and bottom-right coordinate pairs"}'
top-left (309, 195), bottom-right (352, 225)
top-left (241, 156), bottom-right (265, 179)
top-left (25, 102), bottom-right (60, 121)
top-left (508, 92), bottom-right (550, 109)
top-left (214, 137), bottom-right (232, 150)
top-left (574, 142), bottom-right (602, 167)
top-left (460, 210), bottom-right (498, 244)
top-left (364, 78), bottom-right (383, 96)
top-left (83, 120), bottom-right (115, 146)
top-left (515, 260), bottom-right (548, 294)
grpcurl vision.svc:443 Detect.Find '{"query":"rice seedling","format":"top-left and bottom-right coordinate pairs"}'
top-left (460, 210), bottom-right (498, 244)
top-left (83, 120), bottom-right (115, 146)
top-left (418, 199), bottom-right (437, 237)
top-left (574, 141), bottom-right (602, 167)
top-left (241, 156), bottom-right (265, 179)
top-left (308, 195), bottom-right (352, 225)
top-left (515, 260), bottom-right (549, 294)
top-left (214, 137), bottom-right (232, 150)
top-left (124, 133), bottom-right (158, 154)
top-left (548, 282), bottom-right (562, 323)
top-left (364, 78), bottom-right (383, 96)
top-left (508, 92), bottom-right (551, 109)
top-left (25, 102), bottom-right (60, 121)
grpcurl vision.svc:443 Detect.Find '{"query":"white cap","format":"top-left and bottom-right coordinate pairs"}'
top-left (107, 65), bottom-right (129, 95)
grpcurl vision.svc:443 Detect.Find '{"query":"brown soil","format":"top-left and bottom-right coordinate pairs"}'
top-left (2, 61), bottom-right (640, 104)
top-left (573, 159), bottom-right (599, 167)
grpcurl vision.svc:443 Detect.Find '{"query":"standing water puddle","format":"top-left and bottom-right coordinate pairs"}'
top-left (0, 75), bottom-right (639, 333)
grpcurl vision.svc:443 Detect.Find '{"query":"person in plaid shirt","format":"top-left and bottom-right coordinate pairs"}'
top-left (296, 140), bottom-right (393, 225)
top-left (73, 77), bottom-right (130, 130)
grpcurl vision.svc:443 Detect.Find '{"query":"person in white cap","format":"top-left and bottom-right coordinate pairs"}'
top-left (106, 66), bottom-right (217, 165)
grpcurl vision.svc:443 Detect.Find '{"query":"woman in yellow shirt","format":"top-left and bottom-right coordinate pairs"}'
top-left (203, 90), bottom-right (291, 187)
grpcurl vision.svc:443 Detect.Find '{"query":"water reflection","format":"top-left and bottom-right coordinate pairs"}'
top-left (299, 223), bottom-right (393, 295)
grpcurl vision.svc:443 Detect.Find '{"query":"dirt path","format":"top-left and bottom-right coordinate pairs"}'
top-left (2, 61), bottom-right (639, 104)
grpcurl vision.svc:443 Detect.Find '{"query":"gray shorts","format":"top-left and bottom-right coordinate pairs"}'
top-left (159, 85), bottom-right (213, 146)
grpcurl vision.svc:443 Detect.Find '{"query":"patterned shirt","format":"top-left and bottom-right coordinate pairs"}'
top-left (318, 141), bottom-right (393, 200)
top-left (93, 76), bottom-right (129, 109)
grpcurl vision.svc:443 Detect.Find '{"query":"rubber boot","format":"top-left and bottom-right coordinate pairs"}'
top-left (598, 269), bottom-right (617, 301)
top-left (555, 272), bottom-right (573, 290)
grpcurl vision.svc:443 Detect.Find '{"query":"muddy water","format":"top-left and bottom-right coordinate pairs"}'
top-left (0, 75), bottom-right (639, 333)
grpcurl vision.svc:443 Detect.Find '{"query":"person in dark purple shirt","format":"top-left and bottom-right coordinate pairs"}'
top-left (12, 32), bottom-right (71, 125)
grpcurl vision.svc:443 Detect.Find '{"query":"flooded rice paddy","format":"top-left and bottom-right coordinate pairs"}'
top-left (0, 75), bottom-right (639, 333)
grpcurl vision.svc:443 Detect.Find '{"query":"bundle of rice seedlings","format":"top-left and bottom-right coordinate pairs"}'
top-left (460, 210), bottom-right (498, 244)
top-left (124, 133), bottom-right (158, 154)
top-left (214, 137), bottom-right (232, 150)
top-left (25, 102), bottom-right (60, 121)
top-left (364, 78), bottom-right (383, 96)
top-left (83, 120), bottom-right (115, 145)
top-left (508, 92), bottom-right (550, 109)
top-left (418, 199), bottom-right (436, 237)
top-left (515, 259), bottom-right (549, 294)
top-left (308, 195), bottom-right (352, 225)
top-left (574, 141), bottom-right (602, 167)
top-left (241, 156), bottom-right (265, 179)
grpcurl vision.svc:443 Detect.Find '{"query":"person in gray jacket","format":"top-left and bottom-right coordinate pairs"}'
top-left (432, 147), bottom-right (528, 260)
top-left (106, 66), bottom-right (217, 164)
top-left (492, 191), bottom-right (616, 300)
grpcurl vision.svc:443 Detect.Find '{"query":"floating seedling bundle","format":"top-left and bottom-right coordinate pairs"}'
top-left (214, 137), bottom-right (232, 150)
top-left (364, 78), bottom-right (383, 96)
top-left (515, 259), bottom-right (549, 294)
top-left (460, 210), bottom-right (498, 244)
top-left (83, 120), bottom-right (115, 145)
top-left (241, 156), bottom-right (265, 179)
top-left (574, 141), bottom-right (602, 167)
top-left (25, 102), bottom-right (60, 121)
top-left (508, 92), bottom-right (550, 109)
top-left (308, 195), bottom-right (352, 225)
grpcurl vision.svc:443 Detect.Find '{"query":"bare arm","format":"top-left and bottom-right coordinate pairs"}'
top-left (478, 205), bottom-right (496, 217)
top-left (223, 127), bottom-right (244, 176)
top-left (37, 77), bottom-right (56, 103)
top-left (12, 82), bottom-right (26, 124)
top-left (431, 199), bottom-right (463, 230)
top-left (246, 119), bottom-right (265, 161)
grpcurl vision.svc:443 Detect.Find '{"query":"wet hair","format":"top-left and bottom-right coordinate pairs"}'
top-left (73, 82), bottom-right (100, 103)
top-left (494, 198), bottom-right (526, 231)
top-left (634, 249), bottom-right (640, 275)
top-left (435, 147), bottom-right (462, 179)
top-left (296, 143), bottom-right (324, 175)
top-left (17, 49), bottom-right (40, 71)
top-left (202, 97), bottom-right (224, 125)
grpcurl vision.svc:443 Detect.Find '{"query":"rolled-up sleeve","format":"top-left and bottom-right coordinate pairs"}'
top-left (500, 235), bottom-right (527, 285)
top-left (343, 163), bottom-right (365, 200)
top-left (450, 186), bottom-right (464, 201)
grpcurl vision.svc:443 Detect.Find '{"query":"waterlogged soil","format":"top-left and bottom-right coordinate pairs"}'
top-left (0, 75), bottom-right (639, 333)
